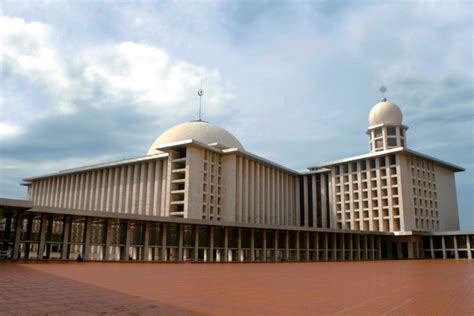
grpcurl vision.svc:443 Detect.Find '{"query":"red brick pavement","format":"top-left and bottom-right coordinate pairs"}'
top-left (0, 260), bottom-right (473, 315)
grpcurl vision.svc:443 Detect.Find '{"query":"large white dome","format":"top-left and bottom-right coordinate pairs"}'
top-left (368, 100), bottom-right (403, 126)
top-left (147, 120), bottom-right (244, 155)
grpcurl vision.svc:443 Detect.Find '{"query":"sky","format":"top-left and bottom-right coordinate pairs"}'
top-left (0, 0), bottom-right (473, 229)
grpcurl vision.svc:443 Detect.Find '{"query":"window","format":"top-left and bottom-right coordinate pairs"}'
top-left (351, 162), bottom-right (357, 173)
top-left (370, 159), bottom-right (376, 169)
top-left (387, 138), bottom-right (397, 147)
top-left (375, 139), bottom-right (383, 149)
top-left (387, 127), bottom-right (396, 135)
top-left (390, 154), bottom-right (396, 165)
top-left (374, 128), bottom-right (383, 137)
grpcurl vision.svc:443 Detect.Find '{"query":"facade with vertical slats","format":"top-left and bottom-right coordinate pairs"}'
top-left (22, 96), bottom-right (464, 234)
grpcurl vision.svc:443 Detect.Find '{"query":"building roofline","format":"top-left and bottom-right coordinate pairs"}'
top-left (308, 147), bottom-right (464, 172)
top-left (22, 153), bottom-right (169, 182)
top-left (402, 148), bottom-right (465, 172)
top-left (299, 168), bottom-right (332, 175)
top-left (366, 123), bottom-right (409, 134)
top-left (308, 148), bottom-right (403, 170)
top-left (158, 139), bottom-right (300, 175)
top-left (23, 141), bottom-right (464, 183)
top-left (222, 148), bottom-right (300, 175)
top-left (0, 198), bottom-right (33, 209)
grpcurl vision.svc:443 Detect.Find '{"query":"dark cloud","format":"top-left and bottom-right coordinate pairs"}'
top-left (0, 105), bottom-right (156, 162)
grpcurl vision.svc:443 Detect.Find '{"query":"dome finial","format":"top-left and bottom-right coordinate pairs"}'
top-left (379, 86), bottom-right (387, 102)
top-left (197, 81), bottom-right (204, 121)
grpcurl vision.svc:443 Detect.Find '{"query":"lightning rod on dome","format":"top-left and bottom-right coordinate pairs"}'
top-left (380, 86), bottom-right (387, 101)
top-left (197, 82), bottom-right (204, 121)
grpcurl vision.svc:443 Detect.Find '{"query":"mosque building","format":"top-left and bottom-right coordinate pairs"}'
top-left (0, 90), bottom-right (472, 262)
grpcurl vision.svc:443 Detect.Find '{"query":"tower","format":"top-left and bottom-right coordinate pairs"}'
top-left (367, 89), bottom-right (408, 152)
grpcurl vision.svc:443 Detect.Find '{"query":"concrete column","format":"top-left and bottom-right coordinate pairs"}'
top-left (408, 241), bottom-right (415, 259)
top-left (24, 216), bottom-right (33, 259)
top-left (356, 234), bottom-right (361, 260)
top-left (122, 221), bottom-right (133, 260)
top-left (295, 231), bottom-right (300, 261)
top-left (177, 224), bottom-right (184, 261)
top-left (193, 226), bottom-right (199, 262)
top-left (273, 230), bottom-right (278, 261)
top-left (12, 213), bottom-right (23, 259)
top-left (250, 229), bottom-right (255, 261)
top-left (83, 218), bottom-right (93, 260)
top-left (387, 240), bottom-right (393, 259)
top-left (224, 227), bottom-right (229, 262)
top-left (209, 226), bottom-right (214, 262)
top-left (324, 233), bottom-right (329, 260)
top-left (61, 216), bottom-right (71, 260)
top-left (37, 214), bottom-right (48, 260)
top-left (419, 241), bottom-right (424, 259)
top-left (3, 213), bottom-right (13, 251)
top-left (370, 235), bottom-right (376, 260)
top-left (332, 233), bottom-right (337, 261)
top-left (311, 175), bottom-right (318, 228)
top-left (161, 223), bottom-right (167, 261)
top-left (321, 174), bottom-right (328, 228)
top-left (262, 230), bottom-right (267, 261)
top-left (396, 241), bottom-right (403, 259)
top-left (340, 234), bottom-right (345, 260)
top-left (237, 228), bottom-right (242, 261)
top-left (315, 232), bottom-right (320, 260)
top-left (348, 234), bottom-right (353, 260)
top-left (143, 222), bottom-right (150, 261)
top-left (441, 236), bottom-right (447, 259)
top-left (430, 236), bottom-right (435, 259)
top-left (104, 219), bottom-right (113, 260)
top-left (305, 231), bottom-right (310, 261)
top-left (285, 230), bottom-right (290, 261)
top-left (364, 235), bottom-right (369, 260)
top-left (303, 177), bottom-right (309, 227)
top-left (377, 236), bottom-right (382, 260)
top-left (45, 217), bottom-right (54, 259)
top-left (466, 235), bottom-right (472, 260)
top-left (453, 236), bottom-right (459, 259)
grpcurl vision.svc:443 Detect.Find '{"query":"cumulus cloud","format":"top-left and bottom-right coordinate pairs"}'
top-left (0, 122), bottom-right (24, 139)
top-left (81, 42), bottom-right (231, 120)
top-left (0, 16), bottom-right (232, 128)
top-left (0, 16), bottom-right (73, 116)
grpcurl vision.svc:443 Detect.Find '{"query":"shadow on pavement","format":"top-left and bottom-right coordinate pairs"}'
top-left (0, 263), bottom-right (207, 315)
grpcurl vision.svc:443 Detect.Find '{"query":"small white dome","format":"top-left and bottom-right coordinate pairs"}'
top-left (368, 100), bottom-right (403, 126)
top-left (147, 120), bottom-right (244, 155)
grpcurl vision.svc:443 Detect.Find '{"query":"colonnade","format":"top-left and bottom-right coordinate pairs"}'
top-left (424, 234), bottom-right (473, 259)
top-left (1, 209), bottom-right (385, 262)
top-left (2, 204), bottom-right (472, 261)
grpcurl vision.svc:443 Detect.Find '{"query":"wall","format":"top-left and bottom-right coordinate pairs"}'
top-left (299, 173), bottom-right (331, 228)
top-left (233, 156), bottom-right (298, 226)
top-left (330, 153), bottom-right (402, 232)
top-left (435, 166), bottom-right (460, 231)
top-left (30, 158), bottom-right (168, 216)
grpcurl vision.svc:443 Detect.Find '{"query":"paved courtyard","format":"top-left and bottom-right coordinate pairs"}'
top-left (0, 260), bottom-right (473, 315)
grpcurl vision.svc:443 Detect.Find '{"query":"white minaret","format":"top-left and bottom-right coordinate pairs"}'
top-left (367, 87), bottom-right (408, 152)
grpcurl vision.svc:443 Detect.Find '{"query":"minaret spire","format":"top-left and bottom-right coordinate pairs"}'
top-left (198, 82), bottom-right (204, 121)
top-left (380, 86), bottom-right (387, 101)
